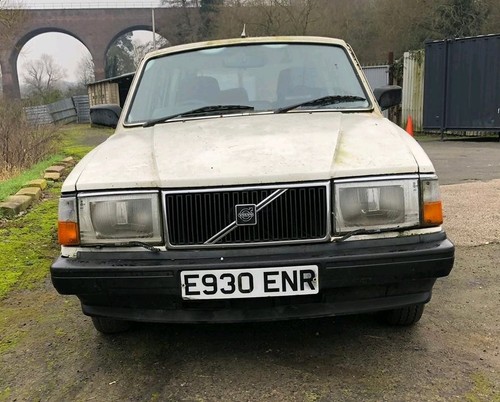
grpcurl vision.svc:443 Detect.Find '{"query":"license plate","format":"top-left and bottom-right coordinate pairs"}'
top-left (180, 265), bottom-right (319, 300)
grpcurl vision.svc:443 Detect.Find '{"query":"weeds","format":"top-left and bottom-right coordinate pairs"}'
top-left (0, 125), bottom-right (112, 296)
top-left (0, 100), bottom-right (60, 179)
top-left (0, 124), bottom-right (112, 202)
top-left (0, 165), bottom-right (20, 181)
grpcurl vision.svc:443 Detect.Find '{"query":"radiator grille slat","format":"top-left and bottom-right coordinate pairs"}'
top-left (165, 184), bottom-right (328, 247)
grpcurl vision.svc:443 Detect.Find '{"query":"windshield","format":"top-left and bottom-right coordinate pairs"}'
top-left (125, 43), bottom-right (371, 124)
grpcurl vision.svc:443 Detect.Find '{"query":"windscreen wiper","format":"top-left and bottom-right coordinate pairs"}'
top-left (143, 105), bottom-right (254, 128)
top-left (274, 95), bottom-right (367, 114)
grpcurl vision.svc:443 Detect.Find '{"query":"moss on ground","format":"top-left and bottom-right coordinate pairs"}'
top-left (60, 124), bottom-right (113, 159)
top-left (0, 186), bottom-right (60, 299)
top-left (0, 387), bottom-right (11, 402)
top-left (465, 373), bottom-right (500, 402)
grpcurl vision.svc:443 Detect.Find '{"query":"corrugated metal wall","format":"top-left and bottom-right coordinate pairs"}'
top-left (362, 65), bottom-right (390, 90)
top-left (73, 95), bottom-right (90, 123)
top-left (24, 105), bottom-right (53, 125)
top-left (423, 34), bottom-right (500, 132)
top-left (402, 50), bottom-right (425, 132)
top-left (48, 98), bottom-right (77, 124)
top-left (24, 96), bottom-right (90, 125)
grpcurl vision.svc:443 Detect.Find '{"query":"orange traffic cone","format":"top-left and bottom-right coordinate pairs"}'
top-left (405, 115), bottom-right (414, 137)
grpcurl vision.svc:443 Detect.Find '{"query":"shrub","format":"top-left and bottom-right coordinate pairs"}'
top-left (0, 100), bottom-right (60, 180)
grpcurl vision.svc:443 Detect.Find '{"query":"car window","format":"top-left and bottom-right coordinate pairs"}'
top-left (125, 43), bottom-right (370, 124)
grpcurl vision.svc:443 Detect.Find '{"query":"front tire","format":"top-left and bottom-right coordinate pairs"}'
top-left (382, 304), bottom-right (425, 326)
top-left (91, 316), bottom-right (131, 334)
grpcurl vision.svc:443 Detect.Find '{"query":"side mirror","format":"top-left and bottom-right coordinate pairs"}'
top-left (90, 104), bottom-right (122, 128)
top-left (373, 85), bottom-right (402, 111)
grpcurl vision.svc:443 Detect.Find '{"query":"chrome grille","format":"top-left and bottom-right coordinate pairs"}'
top-left (164, 182), bottom-right (330, 248)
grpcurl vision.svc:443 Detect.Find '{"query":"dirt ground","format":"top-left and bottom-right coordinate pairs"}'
top-left (0, 137), bottom-right (499, 402)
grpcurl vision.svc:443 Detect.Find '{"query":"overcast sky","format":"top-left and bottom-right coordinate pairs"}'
top-left (11, 1), bottom-right (164, 85)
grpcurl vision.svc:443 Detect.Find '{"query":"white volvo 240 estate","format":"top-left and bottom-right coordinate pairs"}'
top-left (51, 36), bottom-right (455, 334)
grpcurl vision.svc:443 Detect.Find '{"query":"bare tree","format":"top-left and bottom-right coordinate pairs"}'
top-left (23, 54), bottom-right (66, 103)
top-left (483, 0), bottom-right (500, 33)
top-left (432, 0), bottom-right (489, 38)
top-left (363, 0), bottom-right (432, 62)
top-left (274, 0), bottom-right (319, 35)
top-left (162, 0), bottom-right (202, 43)
top-left (76, 55), bottom-right (95, 87)
top-left (63, 54), bottom-right (95, 96)
top-left (208, 0), bottom-right (247, 38)
top-left (248, 0), bottom-right (286, 35)
top-left (132, 35), bottom-right (169, 68)
top-left (215, 0), bottom-right (320, 37)
top-left (163, 0), bottom-right (498, 63)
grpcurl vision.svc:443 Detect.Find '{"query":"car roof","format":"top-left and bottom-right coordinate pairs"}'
top-left (143, 36), bottom-right (349, 61)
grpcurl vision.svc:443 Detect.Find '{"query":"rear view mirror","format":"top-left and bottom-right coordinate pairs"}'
top-left (373, 85), bottom-right (402, 111)
top-left (90, 104), bottom-right (122, 128)
top-left (223, 50), bottom-right (267, 68)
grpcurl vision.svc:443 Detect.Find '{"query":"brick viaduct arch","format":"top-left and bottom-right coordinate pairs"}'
top-left (0, 8), bottom-right (179, 99)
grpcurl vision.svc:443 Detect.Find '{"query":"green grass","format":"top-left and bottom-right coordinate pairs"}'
top-left (0, 186), bottom-right (60, 299)
top-left (0, 124), bottom-right (113, 202)
top-left (60, 124), bottom-right (113, 159)
top-left (0, 124), bottom-right (112, 298)
top-left (0, 156), bottom-right (63, 202)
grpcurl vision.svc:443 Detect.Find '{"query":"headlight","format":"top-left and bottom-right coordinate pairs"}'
top-left (334, 178), bottom-right (420, 234)
top-left (78, 192), bottom-right (162, 245)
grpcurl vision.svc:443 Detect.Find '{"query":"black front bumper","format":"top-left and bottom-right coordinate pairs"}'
top-left (51, 231), bottom-right (454, 323)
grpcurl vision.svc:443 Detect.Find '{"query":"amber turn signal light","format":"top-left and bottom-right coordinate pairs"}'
top-left (421, 177), bottom-right (443, 227)
top-left (423, 201), bottom-right (443, 226)
top-left (58, 221), bottom-right (80, 246)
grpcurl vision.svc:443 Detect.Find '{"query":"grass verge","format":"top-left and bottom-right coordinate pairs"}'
top-left (0, 156), bottom-right (63, 202)
top-left (0, 124), bottom-right (112, 298)
top-left (0, 124), bottom-right (113, 202)
top-left (59, 124), bottom-right (113, 159)
top-left (0, 186), bottom-right (60, 299)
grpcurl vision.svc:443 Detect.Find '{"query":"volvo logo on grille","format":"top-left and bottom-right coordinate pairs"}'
top-left (235, 204), bottom-right (257, 226)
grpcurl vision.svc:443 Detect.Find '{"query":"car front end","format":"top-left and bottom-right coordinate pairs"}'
top-left (51, 36), bottom-right (454, 333)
